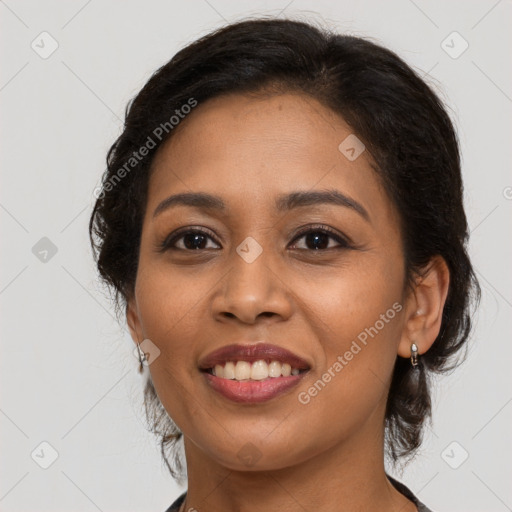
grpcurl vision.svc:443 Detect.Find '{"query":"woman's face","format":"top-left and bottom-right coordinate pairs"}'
top-left (128, 91), bottom-right (413, 470)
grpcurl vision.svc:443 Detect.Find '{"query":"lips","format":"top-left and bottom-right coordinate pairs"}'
top-left (198, 343), bottom-right (311, 371)
top-left (198, 343), bottom-right (311, 404)
top-left (203, 372), bottom-right (307, 403)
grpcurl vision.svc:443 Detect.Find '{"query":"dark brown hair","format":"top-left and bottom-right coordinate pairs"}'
top-left (89, 17), bottom-right (480, 480)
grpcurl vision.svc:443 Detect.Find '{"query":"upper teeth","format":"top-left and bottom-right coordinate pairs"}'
top-left (213, 360), bottom-right (301, 380)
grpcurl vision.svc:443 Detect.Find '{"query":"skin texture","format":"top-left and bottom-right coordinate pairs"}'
top-left (127, 92), bottom-right (450, 512)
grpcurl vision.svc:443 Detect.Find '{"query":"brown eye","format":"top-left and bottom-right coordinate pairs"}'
top-left (289, 225), bottom-right (351, 251)
top-left (159, 225), bottom-right (351, 253)
top-left (160, 228), bottom-right (220, 251)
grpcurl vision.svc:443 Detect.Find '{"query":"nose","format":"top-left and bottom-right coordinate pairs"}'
top-left (211, 244), bottom-right (293, 325)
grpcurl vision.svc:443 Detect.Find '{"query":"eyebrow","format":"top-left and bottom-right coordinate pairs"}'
top-left (152, 189), bottom-right (370, 222)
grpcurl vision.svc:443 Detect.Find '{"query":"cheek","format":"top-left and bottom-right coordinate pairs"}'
top-left (300, 250), bottom-right (404, 347)
top-left (133, 265), bottom-right (206, 384)
top-left (294, 257), bottom-right (404, 428)
top-left (133, 270), bottom-right (207, 429)
top-left (135, 247), bottom-right (211, 332)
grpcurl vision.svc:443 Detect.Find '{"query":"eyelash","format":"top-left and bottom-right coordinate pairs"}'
top-left (158, 224), bottom-right (353, 252)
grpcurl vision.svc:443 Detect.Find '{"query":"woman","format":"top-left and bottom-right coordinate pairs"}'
top-left (89, 18), bottom-right (480, 512)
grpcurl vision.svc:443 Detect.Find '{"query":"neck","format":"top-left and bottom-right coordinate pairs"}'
top-left (179, 402), bottom-right (417, 512)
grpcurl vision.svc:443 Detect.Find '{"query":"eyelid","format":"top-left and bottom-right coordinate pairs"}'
top-left (290, 224), bottom-right (352, 246)
top-left (158, 225), bottom-right (220, 252)
top-left (158, 223), bottom-right (353, 252)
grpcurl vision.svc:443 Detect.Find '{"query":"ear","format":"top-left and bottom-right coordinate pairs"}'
top-left (398, 255), bottom-right (450, 359)
top-left (126, 295), bottom-right (143, 346)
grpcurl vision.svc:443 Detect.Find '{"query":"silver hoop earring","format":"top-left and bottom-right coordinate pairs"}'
top-left (410, 343), bottom-right (419, 367)
top-left (136, 341), bottom-right (144, 373)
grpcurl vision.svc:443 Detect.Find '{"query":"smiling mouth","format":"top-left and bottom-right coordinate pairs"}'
top-left (201, 359), bottom-right (309, 381)
top-left (201, 360), bottom-right (310, 404)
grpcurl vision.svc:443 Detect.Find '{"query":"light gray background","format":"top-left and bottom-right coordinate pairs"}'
top-left (1, 1), bottom-right (511, 511)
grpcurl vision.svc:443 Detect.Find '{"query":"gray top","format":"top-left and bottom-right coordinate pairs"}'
top-left (387, 475), bottom-right (434, 512)
top-left (164, 474), bottom-right (434, 511)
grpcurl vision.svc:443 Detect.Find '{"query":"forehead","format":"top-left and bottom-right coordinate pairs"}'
top-left (152, 92), bottom-right (350, 173)
top-left (147, 92), bottom-right (395, 226)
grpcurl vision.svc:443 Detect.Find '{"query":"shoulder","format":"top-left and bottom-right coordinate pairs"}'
top-left (163, 491), bottom-right (186, 512)
top-left (387, 474), bottom-right (436, 512)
